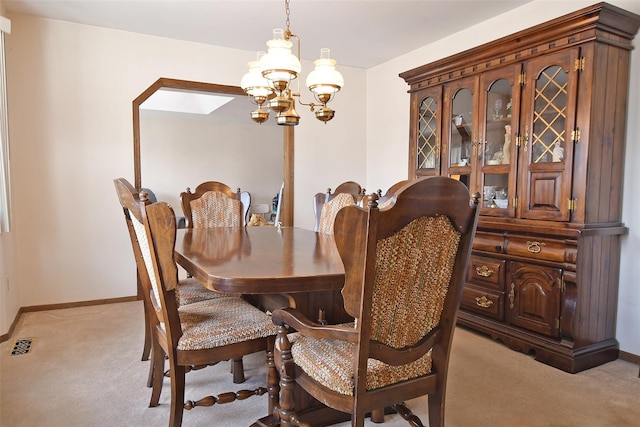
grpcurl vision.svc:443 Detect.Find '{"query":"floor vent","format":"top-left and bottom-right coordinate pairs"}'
top-left (10, 338), bottom-right (34, 356)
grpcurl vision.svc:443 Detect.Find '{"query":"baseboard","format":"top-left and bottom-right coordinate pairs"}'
top-left (0, 306), bottom-right (24, 343)
top-left (619, 350), bottom-right (640, 365)
top-left (0, 295), bottom-right (139, 343)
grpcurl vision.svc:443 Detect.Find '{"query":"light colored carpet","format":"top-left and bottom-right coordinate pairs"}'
top-left (1, 301), bottom-right (639, 426)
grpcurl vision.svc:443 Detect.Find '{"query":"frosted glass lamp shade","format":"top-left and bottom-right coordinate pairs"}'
top-left (241, 53), bottom-right (273, 101)
top-left (306, 48), bottom-right (344, 99)
top-left (260, 29), bottom-right (301, 83)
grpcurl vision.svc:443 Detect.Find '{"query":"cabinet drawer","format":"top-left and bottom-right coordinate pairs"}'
top-left (461, 285), bottom-right (504, 321)
top-left (466, 256), bottom-right (505, 291)
top-left (472, 231), bottom-right (505, 254)
top-left (506, 236), bottom-right (569, 263)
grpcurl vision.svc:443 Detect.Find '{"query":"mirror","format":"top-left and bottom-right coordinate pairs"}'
top-left (133, 78), bottom-right (294, 226)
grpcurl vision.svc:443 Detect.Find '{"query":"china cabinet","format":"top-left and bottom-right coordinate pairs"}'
top-left (400, 2), bottom-right (640, 373)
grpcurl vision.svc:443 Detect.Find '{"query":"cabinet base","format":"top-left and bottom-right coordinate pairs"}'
top-left (457, 311), bottom-right (619, 373)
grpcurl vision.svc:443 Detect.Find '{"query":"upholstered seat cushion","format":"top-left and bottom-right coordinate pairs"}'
top-left (177, 298), bottom-right (278, 350)
top-left (289, 333), bottom-right (432, 396)
top-left (176, 278), bottom-right (239, 306)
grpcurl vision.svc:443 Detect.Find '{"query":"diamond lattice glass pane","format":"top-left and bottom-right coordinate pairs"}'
top-left (532, 65), bottom-right (567, 163)
top-left (418, 97), bottom-right (437, 169)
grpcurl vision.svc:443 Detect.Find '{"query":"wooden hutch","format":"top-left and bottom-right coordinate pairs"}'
top-left (400, 2), bottom-right (640, 373)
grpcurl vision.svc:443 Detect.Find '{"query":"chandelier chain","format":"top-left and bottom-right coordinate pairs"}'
top-left (285, 0), bottom-right (291, 33)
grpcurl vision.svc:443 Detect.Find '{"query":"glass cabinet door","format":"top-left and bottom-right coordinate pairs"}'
top-left (443, 77), bottom-right (478, 189)
top-left (519, 49), bottom-right (578, 222)
top-left (410, 86), bottom-right (442, 178)
top-left (478, 66), bottom-right (521, 216)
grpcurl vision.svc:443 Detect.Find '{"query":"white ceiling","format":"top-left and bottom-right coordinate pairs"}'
top-left (3, 0), bottom-right (532, 68)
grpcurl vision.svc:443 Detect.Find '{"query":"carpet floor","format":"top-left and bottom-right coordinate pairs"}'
top-left (1, 301), bottom-right (639, 426)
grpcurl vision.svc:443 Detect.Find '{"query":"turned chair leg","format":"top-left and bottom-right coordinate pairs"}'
top-left (275, 325), bottom-right (308, 426)
top-left (266, 336), bottom-right (279, 415)
top-left (232, 358), bottom-right (245, 383)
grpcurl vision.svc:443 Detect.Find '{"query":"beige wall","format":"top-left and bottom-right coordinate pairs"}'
top-left (366, 0), bottom-right (640, 355)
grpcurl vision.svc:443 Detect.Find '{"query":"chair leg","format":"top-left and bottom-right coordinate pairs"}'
top-left (141, 285), bottom-right (152, 361)
top-left (427, 389), bottom-right (445, 427)
top-left (266, 336), bottom-right (279, 415)
top-left (170, 364), bottom-right (186, 427)
top-left (146, 345), bottom-right (155, 388)
top-left (149, 339), bottom-right (164, 407)
top-left (274, 325), bottom-right (305, 427)
top-left (370, 408), bottom-right (385, 423)
top-left (232, 357), bottom-right (245, 383)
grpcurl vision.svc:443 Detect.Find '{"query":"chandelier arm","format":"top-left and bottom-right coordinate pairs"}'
top-left (286, 32), bottom-right (318, 111)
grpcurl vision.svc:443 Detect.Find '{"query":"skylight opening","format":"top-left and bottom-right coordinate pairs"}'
top-left (140, 89), bottom-right (234, 115)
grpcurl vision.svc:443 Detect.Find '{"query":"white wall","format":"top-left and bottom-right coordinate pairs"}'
top-left (1, 13), bottom-right (366, 335)
top-left (366, 0), bottom-right (640, 355)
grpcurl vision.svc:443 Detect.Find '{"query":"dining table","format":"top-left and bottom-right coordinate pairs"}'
top-left (174, 225), bottom-right (353, 426)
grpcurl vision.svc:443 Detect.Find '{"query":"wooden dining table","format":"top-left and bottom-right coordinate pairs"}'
top-left (174, 225), bottom-right (352, 426)
top-left (174, 225), bottom-right (345, 294)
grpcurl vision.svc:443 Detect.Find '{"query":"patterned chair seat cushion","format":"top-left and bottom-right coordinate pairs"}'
top-left (289, 332), bottom-right (432, 396)
top-left (177, 298), bottom-right (278, 351)
top-left (176, 278), bottom-right (239, 306)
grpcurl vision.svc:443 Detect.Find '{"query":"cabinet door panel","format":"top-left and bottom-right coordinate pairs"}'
top-left (519, 49), bottom-right (579, 222)
top-left (478, 65), bottom-right (522, 217)
top-left (506, 262), bottom-right (561, 337)
top-left (409, 86), bottom-right (442, 178)
top-left (442, 76), bottom-right (478, 190)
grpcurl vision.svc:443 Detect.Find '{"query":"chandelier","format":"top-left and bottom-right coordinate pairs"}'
top-left (240, 0), bottom-right (344, 126)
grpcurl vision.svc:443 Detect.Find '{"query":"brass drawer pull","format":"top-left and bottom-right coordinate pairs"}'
top-left (526, 241), bottom-right (545, 254)
top-left (475, 265), bottom-right (494, 277)
top-left (475, 296), bottom-right (494, 308)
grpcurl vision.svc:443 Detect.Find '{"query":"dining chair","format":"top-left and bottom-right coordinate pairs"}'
top-left (272, 176), bottom-right (480, 427)
top-left (313, 181), bottom-right (365, 234)
top-left (114, 178), bottom-right (247, 389)
top-left (181, 181), bottom-right (251, 228)
top-left (376, 179), bottom-right (412, 209)
top-left (140, 199), bottom-right (279, 427)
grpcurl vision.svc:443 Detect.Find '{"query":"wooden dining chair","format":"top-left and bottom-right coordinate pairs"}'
top-left (114, 178), bottom-right (247, 389)
top-left (313, 181), bottom-right (365, 234)
top-left (181, 181), bottom-right (251, 228)
top-left (140, 199), bottom-right (279, 427)
top-left (376, 179), bottom-right (412, 209)
top-left (272, 176), bottom-right (480, 427)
